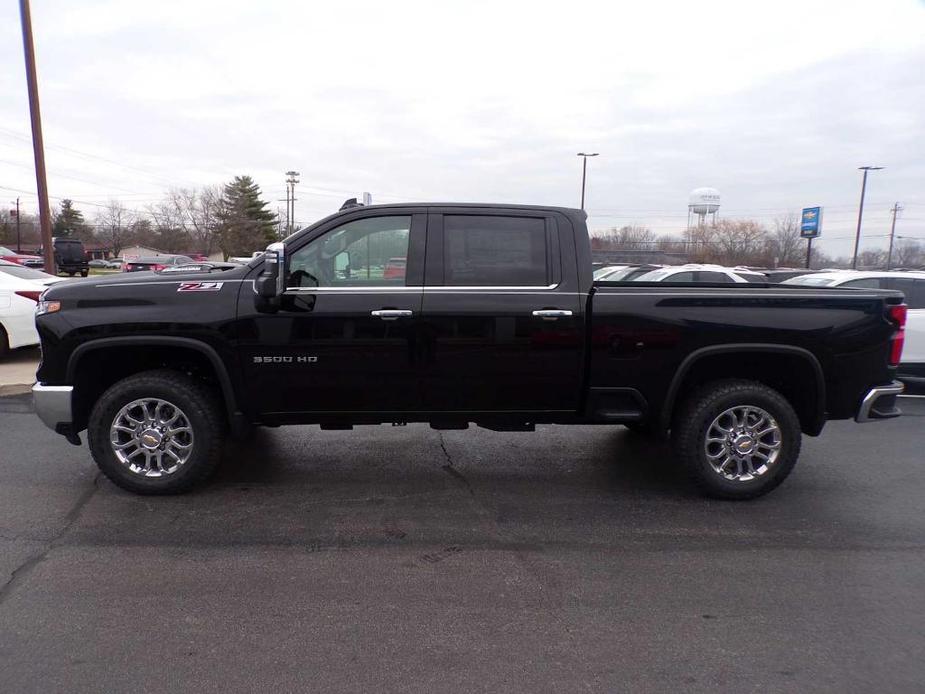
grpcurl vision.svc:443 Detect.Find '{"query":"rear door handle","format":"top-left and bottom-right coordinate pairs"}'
top-left (371, 309), bottom-right (413, 321)
top-left (532, 309), bottom-right (573, 320)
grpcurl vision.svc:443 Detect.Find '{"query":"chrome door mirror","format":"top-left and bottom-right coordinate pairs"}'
top-left (256, 242), bottom-right (286, 298)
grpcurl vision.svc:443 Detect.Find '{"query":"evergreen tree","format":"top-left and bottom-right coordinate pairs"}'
top-left (52, 199), bottom-right (88, 238)
top-left (215, 176), bottom-right (277, 259)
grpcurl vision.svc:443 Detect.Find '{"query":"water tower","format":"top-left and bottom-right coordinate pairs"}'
top-left (688, 187), bottom-right (721, 228)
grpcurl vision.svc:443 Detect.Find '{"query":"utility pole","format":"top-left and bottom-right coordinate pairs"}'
top-left (576, 152), bottom-right (598, 210)
top-left (19, 0), bottom-right (55, 274)
top-left (852, 165), bottom-right (884, 270)
top-left (285, 170), bottom-right (300, 235)
top-left (886, 202), bottom-right (903, 270)
top-left (12, 198), bottom-right (22, 252)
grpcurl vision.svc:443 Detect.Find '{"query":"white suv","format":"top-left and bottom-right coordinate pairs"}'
top-left (783, 270), bottom-right (925, 385)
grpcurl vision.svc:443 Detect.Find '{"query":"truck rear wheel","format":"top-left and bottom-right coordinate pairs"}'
top-left (88, 370), bottom-right (225, 494)
top-left (672, 379), bottom-right (801, 500)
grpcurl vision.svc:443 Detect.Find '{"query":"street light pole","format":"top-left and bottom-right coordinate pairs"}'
top-left (852, 165), bottom-right (884, 270)
top-left (19, 0), bottom-right (55, 274)
top-left (886, 202), bottom-right (903, 270)
top-left (576, 152), bottom-right (599, 210)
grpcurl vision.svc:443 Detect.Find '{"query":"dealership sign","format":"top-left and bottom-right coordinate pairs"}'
top-left (800, 207), bottom-right (823, 238)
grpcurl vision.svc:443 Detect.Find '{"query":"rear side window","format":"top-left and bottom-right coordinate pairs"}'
top-left (841, 278), bottom-right (882, 289)
top-left (912, 280), bottom-right (925, 309)
top-left (444, 215), bottom-right (548, 286)
top-left (661, 271), bottom-right (696, 283)
top-left (884, 278), bottom-right (925, 309)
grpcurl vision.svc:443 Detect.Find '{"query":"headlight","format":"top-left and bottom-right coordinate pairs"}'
top-left (36, 300), bottom-right (61, 316)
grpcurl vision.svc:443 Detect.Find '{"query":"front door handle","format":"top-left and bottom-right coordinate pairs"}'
top-left (532, 309), bottom-right (573, 321)
top-left (371, 309), bottom-right (413, 321)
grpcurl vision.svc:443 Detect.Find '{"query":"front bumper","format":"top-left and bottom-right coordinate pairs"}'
top-left (855, 381), bottom-right (904, 423)
top-left (33, 383), bottom-right (73, 433)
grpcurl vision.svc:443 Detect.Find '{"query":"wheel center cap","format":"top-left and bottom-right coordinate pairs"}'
top-left (140, 429), bottom-right (163, 449)
top-left (733, 435), bottom-right (755, 455)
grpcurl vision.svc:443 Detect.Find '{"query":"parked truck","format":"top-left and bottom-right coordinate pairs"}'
top-left (32, 203), bottom-right (906, 498)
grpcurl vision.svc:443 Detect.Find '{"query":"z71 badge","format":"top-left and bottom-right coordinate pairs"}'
top-left (177, 282), bottom-right (224, 292)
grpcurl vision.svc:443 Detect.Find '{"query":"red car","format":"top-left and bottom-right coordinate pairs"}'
top-left (0, 245), bottom-right (44, 269)
top-left (383, 257), bottom-right (406, 280)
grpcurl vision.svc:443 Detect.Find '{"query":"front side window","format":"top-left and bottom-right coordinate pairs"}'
top-left (287, 216), bottom-right (411, 288)
top-left (443, 215), bottom-right (548, 286)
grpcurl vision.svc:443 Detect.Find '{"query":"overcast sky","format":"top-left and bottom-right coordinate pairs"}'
top-left (1, 0), bottom-right (924, 257)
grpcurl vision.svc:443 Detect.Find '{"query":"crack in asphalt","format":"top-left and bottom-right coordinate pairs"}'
top-left (438, 433), bottom-right (475, 497)
top-left (0, 472), bottom-right (102, 606)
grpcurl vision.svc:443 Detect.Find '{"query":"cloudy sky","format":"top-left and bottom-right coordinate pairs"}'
top-left (1, 0), bottom-right (924, 256)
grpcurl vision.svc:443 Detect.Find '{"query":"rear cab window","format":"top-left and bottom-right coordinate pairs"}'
top-left (442, 215), bottom-right (551, 287)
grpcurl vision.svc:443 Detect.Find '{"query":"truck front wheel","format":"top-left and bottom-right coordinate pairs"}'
top-left (88, 370), bottom-right (225, 494)
top-left (672, 379), bottom-right (801, 500)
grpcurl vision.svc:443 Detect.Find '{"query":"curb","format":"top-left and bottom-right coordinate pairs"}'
top-left (0, 383), bottom-right (32, 397)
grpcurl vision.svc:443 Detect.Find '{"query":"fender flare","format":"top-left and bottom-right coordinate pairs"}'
top-left (659, 343), bottom-right (826, 433)
top-left (67, 336), bottom-right (241, 422)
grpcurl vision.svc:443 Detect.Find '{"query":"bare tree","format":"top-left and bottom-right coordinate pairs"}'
top-left (592, 225), bottom-right (655, 250)
top-left (767, 214), bottom-right (805, 267)
top-left (705, 219), bottom-right (767, 266)
top-left (95, 199), bottom-right (134, 257)
top-left (892, 240), bottom-right (924, 269)
top-left (857, 248), bottom-right (887, 269)
top-left (147, 198), bottom-right (191, 254)
top-left (167, 186), bottom-right (222, 257)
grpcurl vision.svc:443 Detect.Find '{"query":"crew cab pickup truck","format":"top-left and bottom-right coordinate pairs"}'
top-left (32, 203), bottom-right (907, 499)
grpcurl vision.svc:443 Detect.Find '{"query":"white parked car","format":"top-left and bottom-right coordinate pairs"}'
top-left (783, 270), bottom-right (925, 384)
top-left (633, 264), bottom-right (766, 283)
top-left (0, 261), bottom-right (63, 358)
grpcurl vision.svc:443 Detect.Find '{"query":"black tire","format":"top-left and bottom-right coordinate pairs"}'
top-left (0, 325), bottom-right (9, 360)
top-left (88, 369), bottom-right (225, 494)
top-left (80, 270), bottom-right (89, 277)
top-left (671, 379), bottom-right (801, 500)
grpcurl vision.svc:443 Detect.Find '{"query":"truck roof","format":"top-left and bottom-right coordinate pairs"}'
top-left (341, 202), bottom-right (585, 215)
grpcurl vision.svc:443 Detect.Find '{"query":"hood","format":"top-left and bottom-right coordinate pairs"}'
top-left (42, 262), bottom-right (254, 299)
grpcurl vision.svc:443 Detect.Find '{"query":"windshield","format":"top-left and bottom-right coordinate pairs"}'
top-left (783, 276), bottom-right (838, 286)
top-left (605, 266), bottom-right (651, 281)
top-left (593, 266), bottom-right (625, 279)
top-left (0, 263), bottom-right (55, 281)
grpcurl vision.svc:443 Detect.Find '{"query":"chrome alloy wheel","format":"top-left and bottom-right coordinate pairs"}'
top-left (109, 398), bottom-right (194, 477)
top-left (703, 405), bottom-right (782, 482)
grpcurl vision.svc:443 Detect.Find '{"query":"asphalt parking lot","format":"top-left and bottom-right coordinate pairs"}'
top-left (1, 395), bottom-right (923, 693)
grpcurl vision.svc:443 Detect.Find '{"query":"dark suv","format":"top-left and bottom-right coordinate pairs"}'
top-left (50, 237), bottom-right (89, 277)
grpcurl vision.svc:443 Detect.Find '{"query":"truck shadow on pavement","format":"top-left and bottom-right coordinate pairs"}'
top-left (209, 424), bottom-right (695, 501)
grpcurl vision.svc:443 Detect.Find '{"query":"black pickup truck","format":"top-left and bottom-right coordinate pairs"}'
top-left (32, 203), bottom-right (907, 499)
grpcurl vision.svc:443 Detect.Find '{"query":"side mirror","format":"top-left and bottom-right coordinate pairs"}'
top-left (256, 242), bottom-right (286, 298)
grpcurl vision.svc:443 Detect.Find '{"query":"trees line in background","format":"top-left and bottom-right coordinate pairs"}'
top-left (0, 175), bottom-right (278, 260)
top-left (591, 214), bottom-right (925, 269)
top-left (2, 190), bottom-right (923, 269)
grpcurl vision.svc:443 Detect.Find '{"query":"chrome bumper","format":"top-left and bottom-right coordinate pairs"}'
top-left (855, 381), bottom-right (904, 423)
top-left (32, 383), bottom-right (74, 432)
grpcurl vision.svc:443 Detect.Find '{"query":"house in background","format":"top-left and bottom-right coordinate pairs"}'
top-left (82, 242), bottom-right (113, 260)
top-left (119, 244), bottom-right (167, 260)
